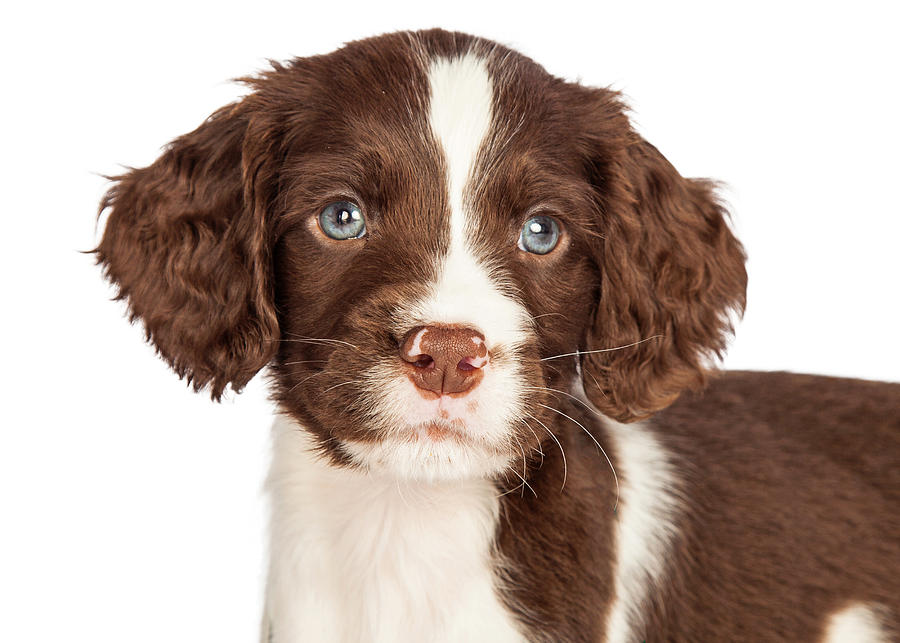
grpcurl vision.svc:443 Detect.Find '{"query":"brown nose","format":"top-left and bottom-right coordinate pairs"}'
top-left (399, 325), bottom-right (489, 396)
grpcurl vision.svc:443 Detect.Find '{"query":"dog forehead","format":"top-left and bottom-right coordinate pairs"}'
top-left (276, 34), bottom-right (573, 216)
top-left (273, 35), bottom-right (585, 312)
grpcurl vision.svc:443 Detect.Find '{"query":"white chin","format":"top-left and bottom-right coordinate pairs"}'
top-left (342, 438), bottom-right (511, 482)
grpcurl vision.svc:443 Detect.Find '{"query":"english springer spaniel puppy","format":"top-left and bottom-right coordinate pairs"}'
top-left (96, 29), bottom-right (899, 642)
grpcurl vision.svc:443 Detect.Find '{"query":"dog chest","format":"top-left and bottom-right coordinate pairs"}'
top-left (264, 419), bottom-right (524, 642)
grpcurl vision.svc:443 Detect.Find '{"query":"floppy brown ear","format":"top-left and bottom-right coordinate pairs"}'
top-left (96, 101), bottom-right (279, 399)
top-left (579, 96), bottom-right (748, 422)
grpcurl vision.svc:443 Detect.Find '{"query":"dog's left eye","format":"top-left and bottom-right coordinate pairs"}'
top-left (518, 215), bottom-right (560, 255)
top-left (318, 201), bottom-right (366, 240)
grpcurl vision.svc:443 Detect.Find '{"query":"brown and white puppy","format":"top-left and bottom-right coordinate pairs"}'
top-left (96, 29), bottom-right (900, 642)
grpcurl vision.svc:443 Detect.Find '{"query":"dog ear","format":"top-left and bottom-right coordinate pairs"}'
top-left (96, 100), bottom-right (279, 399)
top-left (577, 90), bottom-right (748, 422)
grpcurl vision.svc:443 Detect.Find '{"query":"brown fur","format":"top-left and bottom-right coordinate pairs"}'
top-left (96, 29), bottom-right (898, 641)
top-left (495, 373), bottom-right (900, 641)
top-left (96, 102), bottom-right (279, 398)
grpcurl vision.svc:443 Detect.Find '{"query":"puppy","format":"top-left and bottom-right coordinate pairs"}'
top-left (96, 29), bottom-right (899, 642)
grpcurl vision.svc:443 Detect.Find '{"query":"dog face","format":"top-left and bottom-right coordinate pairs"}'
top-left (97, 30), bottom-right (747, 481)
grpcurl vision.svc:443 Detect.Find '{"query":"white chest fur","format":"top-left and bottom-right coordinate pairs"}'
top-left (262, 417), bottom-right (524, 643)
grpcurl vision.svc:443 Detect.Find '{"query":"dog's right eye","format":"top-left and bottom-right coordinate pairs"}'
top-left (518, 215), bottom-right (560, 255)
top-left (318, 201), bottom-right (366, 240)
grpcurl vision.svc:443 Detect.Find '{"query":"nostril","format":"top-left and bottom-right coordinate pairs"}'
top-left (457, 357), bottom-right (478, 372)
top-left (457, 354), bottom-right (488, 371)
top-left (399, 325), bottom-right (488, 396)
top-left (412, 355), bottom-right (434, 369)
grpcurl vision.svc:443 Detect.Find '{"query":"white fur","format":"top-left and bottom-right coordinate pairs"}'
top-left (345, 356), bottom-right (523, 480)
top-left (822, 603), bottom-right (889, 643)
top-left (572, 383), bottom-right (682, 643)
top-left (263, 416), bottom-right (524, 643)
top-left (411, 53), bottom-right (531, 349)
top-left (343, 53), bottom-right (532, 481)
top-left (603, 416), bottom-right (682, 643)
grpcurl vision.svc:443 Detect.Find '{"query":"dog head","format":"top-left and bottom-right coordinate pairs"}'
top-left (97, 29), bottom-right (746, 481)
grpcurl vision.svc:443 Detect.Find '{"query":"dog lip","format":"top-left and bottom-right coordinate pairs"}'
top-left (409, 420), bottom-right (469, 443)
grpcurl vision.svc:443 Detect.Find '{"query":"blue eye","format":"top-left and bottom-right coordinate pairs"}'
top-left (518, 215), bottom-right (560, 254)
top-left (318, 201), bottom-right (366, 240)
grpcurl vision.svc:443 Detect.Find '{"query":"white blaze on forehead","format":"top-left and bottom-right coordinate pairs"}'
top-left (420, 53), bottom-right (530, 347)
top-left (427, 53), bottom-right (493, 243)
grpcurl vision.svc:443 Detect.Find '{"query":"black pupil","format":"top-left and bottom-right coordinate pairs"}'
top-left (337, 208), bottom-right (354, 225)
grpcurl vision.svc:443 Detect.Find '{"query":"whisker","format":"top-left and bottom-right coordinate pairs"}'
top-left (279, 338), bottom-right (360, 349)
top-left (527, 384), bottom-right (603, 409)
top-left (523, 412), bottom-right (567, 492)
top-left (281, 359), bottom-right (328, 367)
top-left (321, 380), bottom-right (360, 394)
top-left (583, 367), bottom-right (609, 402)
top-left (276, 335), bottom-right (361, 351)
top-left (540, 335), bottom-right (664, 362)
top-left (497, 479), bottom-right (528, 499)
top-left (541, 362), bottom-right (562, 376)
top-left (287, 369), bottom-right (326, 394)
top-left (501, 439), bottom-right (536, 500)
top-left (518, 418), bottom-right (545, 466)
top-left (283, 332), bottom-right (353, 343)
top-left (526, 384), bottom-right (617, 432)
top-left (529, 312), bottom-right (566, 321)
top-left (509, 467), bottom-right (537, 498)
top-left (538, 402), bottom-right (619, 512)
top-left (511, 436), bottom-right (536, 498)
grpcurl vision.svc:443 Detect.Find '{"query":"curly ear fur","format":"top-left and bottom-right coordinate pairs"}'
top-left (580, 97), bottom-right (748, 422)
top-left (96, 101), bottom-right (279, 398)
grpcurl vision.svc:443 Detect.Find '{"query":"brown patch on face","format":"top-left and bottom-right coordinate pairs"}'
top-left (469, 49), bottom-right (747, 425)
top-left (259, 34), bottom-right (456, 455)
top-left (261, 31), bottom-right (546, 469)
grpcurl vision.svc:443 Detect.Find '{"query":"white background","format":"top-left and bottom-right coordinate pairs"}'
top-left (2, 1), bottom-right (898, 641)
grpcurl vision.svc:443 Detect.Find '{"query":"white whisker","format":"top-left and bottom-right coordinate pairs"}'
top-left (511, 436), bottom-right (536, 498)
top-left (508, 468), bottom-right (536, 498)
top-left (278, 335), bottom-right (361, 351)
top-left (538, 403), bottom-right (619, 512)
top-left (518, 418), bottom-right (545, 466)
top-left (523, 412), bottom-right (567, 492)
top-left (321, 380), bottom-right (360, 394)
top-left (540, 335), bottom-right (664, 362)
top-left (287, 369), bottom-right (326, 394)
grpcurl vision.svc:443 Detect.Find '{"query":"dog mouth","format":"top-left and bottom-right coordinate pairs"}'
top-left (408, 419), bottom-right (470, 443)
top-left (282, 335), bottom-right (536, 479)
